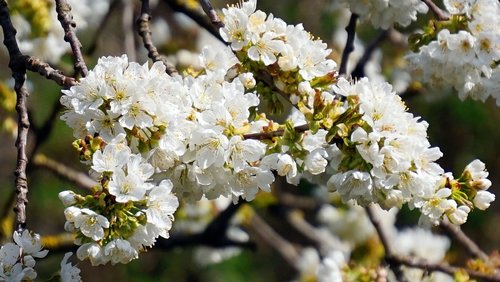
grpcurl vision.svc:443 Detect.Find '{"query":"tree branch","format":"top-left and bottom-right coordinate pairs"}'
top-left (421, 0), bottom-right (449, 21)
top-left (366, 205), bottom-right (500, 282)
top-left (0, 0), bottom-right (31, 232)
top-left (25, 56), bottom-right (76, 87)
top-left (137, 0), bottom-right (178, 75)
top-left (85, 0), bottom-right (120, 55)
top-left (243, 124), bottom-right (310, 140)
top-left (351, 30), bottom-right (388, 79)
top-left (199, 0), bottom-right (223, 29)
top-left (339, 14), bottom-right (358, 76)
top-left (440, 219), bottom-right (489, 261)
top-left (246, 208), bottom-right (301, 271)
top-left (55, 0), bottom-right (89, 77)
top-left (32, 154), bottom-right (96, 191)
top-left (162, 0), bottom-right (223, 42)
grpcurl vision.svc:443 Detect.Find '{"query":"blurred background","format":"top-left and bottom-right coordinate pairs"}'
top-left (0, 0), bottom-right (498, 281)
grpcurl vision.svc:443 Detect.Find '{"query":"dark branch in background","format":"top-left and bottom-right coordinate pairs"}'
top-left (247, 209), bottom-right (301, 271)
top-left (199, 0), bottom-right (223, 29)
top-left (0, 0), bottom-right (31, 232)
top-left (122, 0), bottom-right (137, 61)
top-left (32, 154), bottom-right (96, 191)
top-left (55, 0), bottom-right (89, 77)
top-left (137, 0), bottom-right (178, 75)
top-left (338, 14), bottom-right (358, 76)
top-left (440, 219), bottom-right (489, 261)
top-left (351, 30), bottom-right (388, 79)
top-left (163, 0), bottom-right (223, 42)
top-left (421, 0), bottom-right (449, 21)
top-left (156, 201), bottom-right (254, 249)
top-left (366, 205), bottom-right (500, 282)
top-left (85, 0), bottom-right (120, 55)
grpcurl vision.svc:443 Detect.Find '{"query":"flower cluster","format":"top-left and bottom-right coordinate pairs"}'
top-left (326, 77), bottom-right (495, 225)
top-left (0, 230), bottom-right (48, 281)
top-left (336, 0), bottom-right (428, 29)
top-left (59, 144), bottom-right (179, 265)
top-left (407, 0), bottom-right (500, 104)
top-left (58, 0), bottom-right (495, 265)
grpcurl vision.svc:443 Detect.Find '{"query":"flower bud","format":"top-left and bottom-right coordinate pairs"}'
top-left (59, 190), bottom-right (78, 206)
top-left (447, 205), bottom-right (470, 225)
top-left (473, 191), bottom-right (495, 210)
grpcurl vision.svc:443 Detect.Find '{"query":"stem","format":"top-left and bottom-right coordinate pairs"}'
top-left (339, 14), bottom-right (358, 76)
top-left (0, 0), bottom-right (31, 232)
top-left (137, 0), bottom-right (178, 75)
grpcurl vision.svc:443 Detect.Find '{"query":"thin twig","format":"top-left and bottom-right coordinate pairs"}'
top-left (440, 219), bottom-right (489, 261)
top-left (32, 154), bottom-right (96, 191)
top-left (421, 0), bottom-right (449, 21)
top-left (163, 0), bottom-right (223, 42)
top-left (339, 14), bottom-right (358, 76)
top-left (137, 0), bottom-right (178, 75)
top-left (0, 0), bottom-right (31, 232)
top-left (55, 0), bottom-right (89, 77)
top-left (243, 124), bottom-right (310, 140)
top-left (199, 0), bottom-right (224, 29)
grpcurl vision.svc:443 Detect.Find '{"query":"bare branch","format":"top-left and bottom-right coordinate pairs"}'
top-left (246, 208), bottom-right (301, 271)
top-left (243, 124), bottom-right (310, 140)
top-left (0, 0), bottom-right (31, 232)
top-left (351, 30), bottom-right (388, 79)
top-left (199, 0), bottom-right (224, 29)
top-left (440, 219), bottom-right (489, 261)
top-left (339, 14), bottom-right (358, 76)
top-left (366, 205), bottom-right (500, 282)
top-left (163, 0), bottom-right (223, 42)
top-left (421, 0), bottom-right (449, 21)
top-left (32, 154), bottom-right (96, 191)
top-left (137, 0), bottom-right (178, 75)
top-left (85, 0), bottom-right (120, 55)
top-left (386, 255), bottom-right (500, 282)
top-left (55, 0), bottom-right (89, 77)
top-left (156, 201), bottom-right (254, 250)
top-left (25, 56), bottom-right (76, 87)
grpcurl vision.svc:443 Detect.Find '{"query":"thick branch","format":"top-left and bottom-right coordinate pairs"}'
top-left (137, 0), bottom-right (178, 75)
top-left (55, 0), bottom-right (88, 77)
top-left (421, 0), bottom-right (449, 21)
top-left (0, 0), bottom-right (30, 232)
top-left (25, 56), bottom-right (76, 87)
top-left (339, 14), bottom-right (358, 76)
